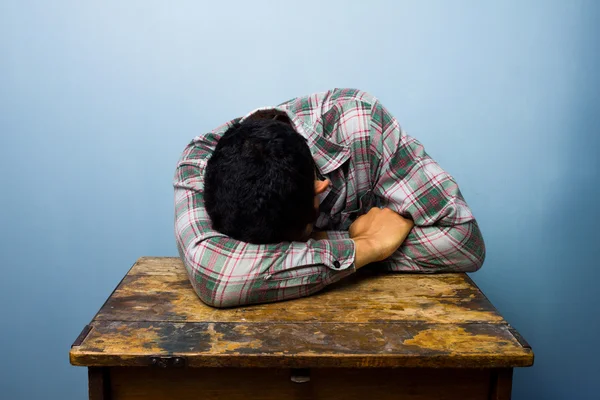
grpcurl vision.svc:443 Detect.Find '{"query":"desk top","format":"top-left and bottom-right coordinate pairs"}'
top-left (70, 257), bottom-right (533, 368)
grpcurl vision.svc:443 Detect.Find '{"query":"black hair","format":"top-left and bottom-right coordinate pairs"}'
top-left (204, 118), bottom-right (317, 244)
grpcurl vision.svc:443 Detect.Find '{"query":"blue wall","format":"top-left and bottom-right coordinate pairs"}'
top-left (1, 1), bottom-right (598, 398)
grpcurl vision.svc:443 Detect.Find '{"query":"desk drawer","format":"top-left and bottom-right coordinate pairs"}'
top-left (106, 367), bottom-right (496, 400)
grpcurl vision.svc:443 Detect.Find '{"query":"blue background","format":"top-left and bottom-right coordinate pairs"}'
top-left (1, 1), bottom-right (599, 398)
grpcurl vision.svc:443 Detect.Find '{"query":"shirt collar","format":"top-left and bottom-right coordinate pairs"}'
top-left (240, 107), bottom-right (351, 175)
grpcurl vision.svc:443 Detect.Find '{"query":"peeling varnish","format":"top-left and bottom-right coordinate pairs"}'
top-left (207, 323), bottom-right (264, 353)
top-left (79, 323), bottom-right (163, 354)
top-left (403, 326), bottom-right (519, 354)
top-left (102, 274), bottom-right (500, 324)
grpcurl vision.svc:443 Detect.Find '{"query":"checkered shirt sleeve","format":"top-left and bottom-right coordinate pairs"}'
top-left (174, 125), bottom-right (356, 308)
top-left (369, 100), bottom-right (485, 272)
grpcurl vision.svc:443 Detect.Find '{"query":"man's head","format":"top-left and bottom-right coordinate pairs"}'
top-left (204, 118), bottom-right (329, 244)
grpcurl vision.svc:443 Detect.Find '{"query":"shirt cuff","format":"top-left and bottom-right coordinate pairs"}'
top-left (319, 230), bottom-right (356, 272)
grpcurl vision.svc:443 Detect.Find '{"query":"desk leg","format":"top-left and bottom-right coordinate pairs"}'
top-left (490, 368), bottom-right (513, 400)
top-left (89, 367), bottom-right (111, 400)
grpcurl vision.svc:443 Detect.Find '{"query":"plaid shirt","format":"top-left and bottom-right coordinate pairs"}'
top-left (174, 88), bottom-right (485, 308)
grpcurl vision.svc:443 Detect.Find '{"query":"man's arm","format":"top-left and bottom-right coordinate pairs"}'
top-left (382, 221), bottom-right (485, 272)
top-left (174, 140), bottom-right (357, 308)
top-left (175, 137), bottom-right (417, 307)
top-left (349, 207), bottom-right (415, 268)
top-left (369, 100), bottom-right (486, 272)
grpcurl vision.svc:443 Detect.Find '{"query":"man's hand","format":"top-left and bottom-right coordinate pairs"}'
top-left (349, 207), bottom-right (414, 269)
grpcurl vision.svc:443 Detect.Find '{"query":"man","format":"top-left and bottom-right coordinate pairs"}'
top-left (174, 88), bottom-right (485, 308)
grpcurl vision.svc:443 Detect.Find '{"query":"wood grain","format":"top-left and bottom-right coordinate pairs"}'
top-left (70, 257), bottom-right (534, 369)
top-left (71, 320), bottom-right (533, 368)
top-left (108, 367), bottom-right (492, 400)
top-left (96, 263), bottom-right (503, 324)
top-left (128, 257), bottom-right (185, 276)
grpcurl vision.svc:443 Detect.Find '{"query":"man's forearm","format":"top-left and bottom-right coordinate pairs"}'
top-left (383, 221), bottom-right (486, 272)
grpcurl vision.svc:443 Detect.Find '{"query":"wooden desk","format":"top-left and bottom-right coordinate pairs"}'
top-left (70, 257), bottom-right (533, 400)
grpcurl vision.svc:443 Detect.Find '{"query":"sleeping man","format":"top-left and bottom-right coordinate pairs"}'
top-left (174, 89), bottom-right (485, 308)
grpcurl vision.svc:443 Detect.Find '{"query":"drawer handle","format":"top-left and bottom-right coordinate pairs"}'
top-left (290, 368), bottom-right (311, 383)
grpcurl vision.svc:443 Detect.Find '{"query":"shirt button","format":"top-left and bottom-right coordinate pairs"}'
top-left (333, 261), bottom-right (341, 269)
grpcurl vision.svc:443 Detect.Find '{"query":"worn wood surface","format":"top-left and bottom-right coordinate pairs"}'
top-left (108, 367), bottom-right (493, 400)
top-left (72, 321), bottom-right (530, 368)
top-left (93, 274), bottom-right (502, 324)
top-left (70, 257), bottom-right (533, 368)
